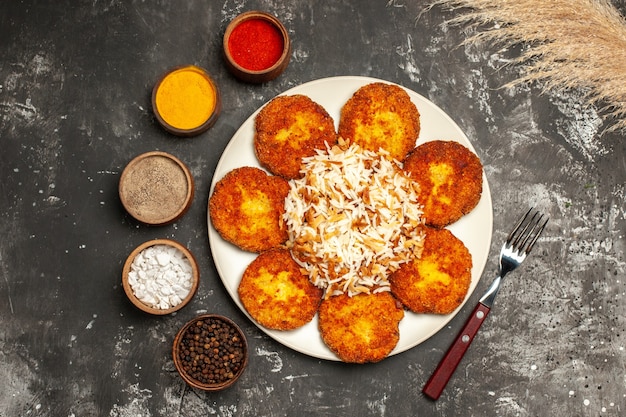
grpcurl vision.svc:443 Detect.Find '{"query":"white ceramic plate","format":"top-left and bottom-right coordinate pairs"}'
top-left (208, 76), bottom-right (493, 361)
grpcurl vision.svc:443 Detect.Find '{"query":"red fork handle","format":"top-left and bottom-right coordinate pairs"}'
top-left (422, 302), bottom-right (491, 400)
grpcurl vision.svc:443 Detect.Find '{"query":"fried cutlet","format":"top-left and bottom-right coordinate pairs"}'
top-left (403, 140), bottom-right (483, 228)
top-left (318, 292), bottom-right (404, 363)
top-left (209, 166), bottom-right (289, 253)
top-left (338, 82), bottom-right (420, 161)
top-left (254, 94), bottom-right (337, 179)
top-left (238, 248), bottom-right (323, 330)
top-left (389, 227), bottom-right (472, 315)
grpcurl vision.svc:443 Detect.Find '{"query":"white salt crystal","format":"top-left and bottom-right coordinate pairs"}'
top-left (128, 244), bottom-right (193, 309)
top-left (156, 252), bottom-right (170, 266)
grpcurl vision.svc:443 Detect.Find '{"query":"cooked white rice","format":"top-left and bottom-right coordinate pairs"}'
top-left (283, 140), bottom-right (424, 297)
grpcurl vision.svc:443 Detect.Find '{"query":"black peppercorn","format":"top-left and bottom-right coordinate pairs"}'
top-left (176, 316), bottom-right (246, 387)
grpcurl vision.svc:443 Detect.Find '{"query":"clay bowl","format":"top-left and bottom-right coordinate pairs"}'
top-left (223, 11), bottom-right (291, 83)
top-left (173, 314), bottom-right (248, 391)
top-left (122, 239), bottom-right (199, 315)
top-left (151, 65), bottom-right (222, 137)
top-left (119, 151), bottom-right (194, 226)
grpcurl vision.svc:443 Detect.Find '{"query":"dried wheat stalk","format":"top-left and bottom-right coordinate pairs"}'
top-left (431, 0), bottom-right (626, 132)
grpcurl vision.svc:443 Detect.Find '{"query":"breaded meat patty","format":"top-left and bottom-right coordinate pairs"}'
top-left (255, 94), bottom-right (337, 179)
top-left (318, 292), bottom-right (404, 363)
top-left (238, 248), bottom-right (323, 330)
top-left (403, 140), bottom-right (483, 228)
top-left (209, 166), bottom-right (289, 253)
top-left (338, 82), bottom-right (420, 161)
top-left (389, 227), bottom-right (472, 315)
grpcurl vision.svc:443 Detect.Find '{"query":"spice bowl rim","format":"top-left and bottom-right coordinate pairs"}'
top-left (118, 151), bottom-right (195, 226)
top-left (122, 238), bottom-right (200, 316)
top-left (172, 314), bottom-right (249, 391)
top-left (151, 65), bottom-right (222, 137)
top-left (223, 10), bottom-right (291, 83)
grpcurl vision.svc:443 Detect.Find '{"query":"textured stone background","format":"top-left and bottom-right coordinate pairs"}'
top-left (1, 1), bottom-right (625, 416)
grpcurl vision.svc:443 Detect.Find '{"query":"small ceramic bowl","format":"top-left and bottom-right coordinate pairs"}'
top-left (152, 65), bottom-right (221, 136)
top-left (122, 239), bottom-right (199, 315)
top-left (119, 151), bottom-right (194, 226)
top-left (173, 314), bottom-right (248, 391)
top-left (223, 11), bottom-right (291, 83)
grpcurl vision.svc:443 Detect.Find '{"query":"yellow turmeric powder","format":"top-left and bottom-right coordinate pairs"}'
top-left (154, 66), bottom-right (217, 131)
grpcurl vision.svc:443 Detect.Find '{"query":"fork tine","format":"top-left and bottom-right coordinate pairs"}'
top-left (507, 207), bottom-right (548, 254)
top-left (506, 208), bottom-right (532, 243)
top-left (516, 210), bottom-right (543, 249)
top-left (524, 215), bottom-right (549, 254)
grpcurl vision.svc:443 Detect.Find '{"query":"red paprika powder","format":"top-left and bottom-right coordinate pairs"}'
top-left (228, 18), bottom-right (284, 71)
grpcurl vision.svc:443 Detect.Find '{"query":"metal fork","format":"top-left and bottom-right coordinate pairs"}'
top-left (422, 207), bottom-right (549, 400)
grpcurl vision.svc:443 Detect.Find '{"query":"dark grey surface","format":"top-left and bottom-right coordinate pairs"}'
top-left (1, 1), bottom-right (625, 416)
